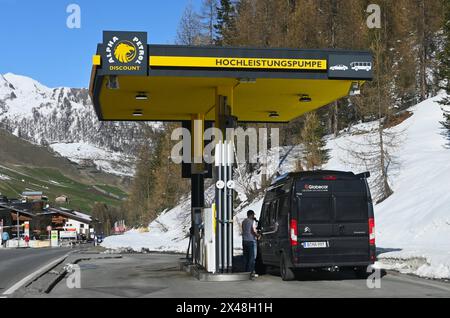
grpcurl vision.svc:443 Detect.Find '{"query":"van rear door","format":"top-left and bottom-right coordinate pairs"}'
top-left (332, 180), bottom-right (370, 263)
top-left (295, 182), bottom-right (334, 265)
top-left (295, 178), bottom-right (370, 266)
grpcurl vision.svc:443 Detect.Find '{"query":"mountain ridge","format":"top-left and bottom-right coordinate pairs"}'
top-left (0, 73), bottom-right (155, 176)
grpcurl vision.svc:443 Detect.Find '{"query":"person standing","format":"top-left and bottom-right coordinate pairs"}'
top-left (2, 231), bottom-right (9, 248)
top-left (242, 210), bottom-right (259, 278)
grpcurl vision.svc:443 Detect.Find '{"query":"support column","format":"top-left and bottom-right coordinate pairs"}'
top-left (191, 114), bottom-right (205, 265)
top-left (214, 87), bottom-right (236, 274)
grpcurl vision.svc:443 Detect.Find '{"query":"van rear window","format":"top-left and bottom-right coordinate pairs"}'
top-left (335, 196), bottom-right (368, 221)
top-left (298, 197), bottom-right (332, 222)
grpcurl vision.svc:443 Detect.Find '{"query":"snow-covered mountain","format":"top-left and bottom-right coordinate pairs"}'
top-left (0, 73), bottom-right (150, 176)
top-left (103, 94), bottom-right (450, 280)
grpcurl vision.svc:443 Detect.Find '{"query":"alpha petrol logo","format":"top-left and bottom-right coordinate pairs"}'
top-left (106, 36), bottom-right (144, 65)
top-left (101, 31), bottom-right (148, 75)
top-left (114, 41), bottom-right (137, 63)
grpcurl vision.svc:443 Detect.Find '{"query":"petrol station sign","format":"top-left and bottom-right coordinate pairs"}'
top-left (99, 31), bottom-right (148, 76)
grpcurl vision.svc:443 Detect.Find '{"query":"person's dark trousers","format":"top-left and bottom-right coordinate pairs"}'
top-left (243, 240), bottom-right (256, 273)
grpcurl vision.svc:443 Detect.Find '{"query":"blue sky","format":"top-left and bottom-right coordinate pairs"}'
top-left (0, 0), bottom-right (202, 88)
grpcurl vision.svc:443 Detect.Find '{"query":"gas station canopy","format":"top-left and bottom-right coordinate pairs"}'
top-left (90, 31), bottom-right (373, 123)
top-left (88, 31), bottom-right (374, 275)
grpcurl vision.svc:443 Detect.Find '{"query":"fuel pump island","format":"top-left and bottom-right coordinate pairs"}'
top-left (89, 31), bottom-right (373, 280)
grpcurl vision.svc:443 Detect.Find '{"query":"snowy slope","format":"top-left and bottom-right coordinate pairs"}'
top-left (50, 143), bottom-right (134, 177)
top-left (0, 73), bottom-right (157, 177)
top-left (102, 95), bottom-right (450, 279)
top-left (324, 95), bottom-right (450, 279)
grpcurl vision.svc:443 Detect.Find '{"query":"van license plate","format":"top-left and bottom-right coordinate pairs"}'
top-left (302, 242), bottom-right (328, 249)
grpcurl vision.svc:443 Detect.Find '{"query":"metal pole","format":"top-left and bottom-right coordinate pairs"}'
top-left (215, 141), bottom-right (223, 273)
top-left (16, 212), bottom-right (19, 243)
top-left (227, 141), bottom-right (234, 273)
top-left (223, 140), bottom-right (228, 272)
top-left (214, 93), bottom-right (237, 273)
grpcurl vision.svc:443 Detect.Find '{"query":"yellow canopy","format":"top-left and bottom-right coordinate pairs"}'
top-left (90, 32), bottom-right (373, 123)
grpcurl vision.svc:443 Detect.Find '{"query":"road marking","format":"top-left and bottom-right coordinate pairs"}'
top-left (2, 252), bottom-right (70, 296)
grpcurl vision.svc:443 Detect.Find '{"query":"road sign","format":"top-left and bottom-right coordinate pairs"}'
top-left (51, 230), bottom-right (59, 247)
top-left (60, 231), bottom-right (77, 239)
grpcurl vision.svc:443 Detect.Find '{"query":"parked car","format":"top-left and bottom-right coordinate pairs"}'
top-left (256, 170), bottom-right (376, 281)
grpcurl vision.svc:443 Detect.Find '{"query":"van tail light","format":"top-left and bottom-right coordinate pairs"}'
top-left (323, 175), bottom-right (337, 181)
top-left (290, 219), bottom-right (298, 246)
top-left (369, 218), bottom-right (375, 245)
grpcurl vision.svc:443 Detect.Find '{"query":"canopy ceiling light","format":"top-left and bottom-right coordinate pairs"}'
top-left (132, 109), bottom-right (144, 117)
top-left (269, 111), bottom-right (280, 118)
top-left (299, 94), bottom-right (312, 103)
top-left (135, 92), bottom-right (149, 100)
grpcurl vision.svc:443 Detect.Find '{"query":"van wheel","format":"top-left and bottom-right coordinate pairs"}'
top-left (280, 254), bottom-right (295, 281)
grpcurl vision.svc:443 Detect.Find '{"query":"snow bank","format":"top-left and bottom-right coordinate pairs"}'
top-left (103, 94), bottom-right (450, 280)
top-left (102, 199), bottom-right (192, 253)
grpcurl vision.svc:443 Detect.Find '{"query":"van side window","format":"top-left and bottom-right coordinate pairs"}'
top-left (270, 200), bottom-right (279, 226)
top-left (260, 202), bottom-right (270, 228)
top-left (261, 200), bottom-right (279, 232)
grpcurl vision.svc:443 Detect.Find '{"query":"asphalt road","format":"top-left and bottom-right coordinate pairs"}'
top-left (0, 247), bottom-right (74, 295)
top-left (48, 253), bottom-right (450, 298)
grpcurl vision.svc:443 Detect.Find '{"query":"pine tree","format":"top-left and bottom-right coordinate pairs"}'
top-left (124, 126), bottom-right (157, 226)
top-left (412, 0), bottom-right (444, 101)
top-left (437, 0), bottom-right (450, 106)
top-left (348, 28), bottom-right (399, 203)
top-left (91, 202), bottom-right (117, 236)
top-left (214, 0), bottom-right (237, 45)
top-left (437, 0), bottom-right (450, 146)
top-left (299, 112), bottom-right (329, 171)
top-left (441, 111), bottom-right (450, 148)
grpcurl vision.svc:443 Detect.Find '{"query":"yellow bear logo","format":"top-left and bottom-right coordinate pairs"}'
top-left (114, 42), bottom-right (136, 63)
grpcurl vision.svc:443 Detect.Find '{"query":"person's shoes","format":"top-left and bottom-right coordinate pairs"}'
top-left (250, 273), bottom-right (259, 279)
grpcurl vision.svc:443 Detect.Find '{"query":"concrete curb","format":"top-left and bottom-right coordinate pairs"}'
top-left (180, 261), bottom-right (251, 282)
top-left (5, 252), bottom-right (72, 297)
top-left (11, 252), bottom-right (123, 297)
